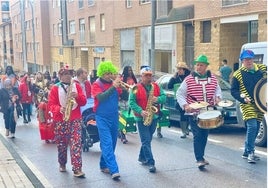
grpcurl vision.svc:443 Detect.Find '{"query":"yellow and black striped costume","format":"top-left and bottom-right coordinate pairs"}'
top-left (231, 63), bottom-right (267, 122)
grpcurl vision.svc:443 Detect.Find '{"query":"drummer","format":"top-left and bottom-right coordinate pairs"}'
top-left (176, 54), bottom-right (221, 170)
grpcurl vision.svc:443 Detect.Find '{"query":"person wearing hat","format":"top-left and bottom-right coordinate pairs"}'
top-left (129, 66), bottom-right (166, 173)
top-left (176, 55), bottom-right (222, 170)
top-left (48, 65), bottom-right (87, 178)
top-left (91, 61), bottom-right (122, 180)
top-left (167, 62), bottom-right (191, 139)
top-left (231, 50), bottom-right (267, 163)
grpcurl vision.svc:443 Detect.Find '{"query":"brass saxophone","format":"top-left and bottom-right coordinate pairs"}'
top-left (63, 79), bottom-right (77, 121)
top-left (143, 84), bottom-right (158, 126)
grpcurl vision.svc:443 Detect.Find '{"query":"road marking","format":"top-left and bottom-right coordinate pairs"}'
top-left (168, 129), bottom-right (223, 143)
top-left (239, 147), bottom-right (267, 157)
top-left (207, 138), bottom-right (223, 143)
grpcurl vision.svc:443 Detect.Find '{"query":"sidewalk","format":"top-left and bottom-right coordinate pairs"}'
top-left (0, 132), bottom-right (51, 188)
top-left (0, 133), bottom-right (35, 188)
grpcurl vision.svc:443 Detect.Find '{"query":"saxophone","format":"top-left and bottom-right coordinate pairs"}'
top-left (143, 84), bottom-right (158, 126)
top-left (63, 79), bottom-right (77, 121)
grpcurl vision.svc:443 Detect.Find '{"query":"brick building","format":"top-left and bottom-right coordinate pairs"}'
top-left (2, 0), bottom-right (267, 75)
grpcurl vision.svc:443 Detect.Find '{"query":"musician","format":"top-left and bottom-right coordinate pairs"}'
top-left (48, 65), bottom-right (86, 178)
top-left (231, 50), bottom-right (267, 163)
top-left (176, 55), bottom-right (221, 169)
top-left (91, 61), bottom-right (122, 180)
top-left (129, 66), bottom-right (166, 173)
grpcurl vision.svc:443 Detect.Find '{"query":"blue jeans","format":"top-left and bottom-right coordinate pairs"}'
top-left (4, 106), bottom-right (16, 133)
top-left (137, 119), bottom-right (157, 165)
top-left (244, 118), bottom-right (260, 154)
top-left (189, 116), bottom-right (209, 161)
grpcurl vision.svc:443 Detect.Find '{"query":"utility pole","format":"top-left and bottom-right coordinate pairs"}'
top-left (20, 0), bottom-right (27, 72)
top-left (150, 0), bottom-right (156, 72)
top-left (29, 0), bottom-right (37, 73)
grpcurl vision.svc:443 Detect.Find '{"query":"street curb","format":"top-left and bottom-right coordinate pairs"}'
top-left (0, 133), bottom-right (52, 188)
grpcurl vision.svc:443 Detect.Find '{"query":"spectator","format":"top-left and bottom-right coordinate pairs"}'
top-left (219, 59), bottom-right (232, 83)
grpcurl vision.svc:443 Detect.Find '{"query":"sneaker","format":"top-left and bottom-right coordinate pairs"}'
top-left (197, 159), bottom-right (209, 169)
top-left (242, 152), bottom-right (260, 160)
top-left (149, 165), bottom-right (156, 173)
top-left (121, 138), bottom-right (128, 144)
top-left (59, 165), bottom-right (66, 172)
top-left (23, 120), bottom-right (28, 124)
top-left (248, 153), bottom-right (257, 163)
top-left (157, 132), bottom-right (163, 138)
top-left (180, 134), bottom-right (187, 139)
top-left (73, 170), bottom-right (85, 178)
top-left (242, 152), bottom-right (248, 159)
top-left (111, 173), bottom-right (120, 180)
top-left (10, 133), bottom-right (15, 139)
top-left (5, 129), bottom-right (9, 136)
top-left (138, 158), bottom-right (149, 166)
top-left (100, 168), bottom-right (110, 174)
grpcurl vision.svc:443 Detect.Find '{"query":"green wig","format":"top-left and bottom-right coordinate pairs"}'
top-left (97, 61), bottom-right (118, 77)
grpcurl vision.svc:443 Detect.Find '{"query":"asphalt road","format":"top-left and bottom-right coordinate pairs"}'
top-left (0, 113), bottom-right (267, 188)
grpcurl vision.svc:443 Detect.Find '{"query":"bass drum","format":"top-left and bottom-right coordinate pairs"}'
top-left (254, 77), bottom-right (267, 113)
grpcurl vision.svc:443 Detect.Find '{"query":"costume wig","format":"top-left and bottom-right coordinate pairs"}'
top-left (97, 61), bottom-right (118, 77)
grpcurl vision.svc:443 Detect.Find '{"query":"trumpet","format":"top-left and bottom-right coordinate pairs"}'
top-left (110, 78), bottom-right (135, 90)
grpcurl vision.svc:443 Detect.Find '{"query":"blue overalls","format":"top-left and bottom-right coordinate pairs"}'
top-left (96, 89), bottom-right (119, 175)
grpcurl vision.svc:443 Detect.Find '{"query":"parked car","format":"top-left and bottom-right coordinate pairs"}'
top-left (156, 74), bottom-right (238, 125)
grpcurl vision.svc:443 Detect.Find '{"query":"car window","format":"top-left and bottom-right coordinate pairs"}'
top-left (159, 76), bottom-right (172, 90)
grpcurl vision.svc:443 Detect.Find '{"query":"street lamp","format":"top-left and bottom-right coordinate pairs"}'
top-left (29, 0), bottom-right (37, 73)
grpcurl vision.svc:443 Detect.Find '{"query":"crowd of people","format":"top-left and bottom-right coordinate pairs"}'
top-left (0, 49), bottom-right (265, 180)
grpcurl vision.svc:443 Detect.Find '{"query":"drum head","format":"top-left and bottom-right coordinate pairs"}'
top-left (197, 110), bottom-right (221, 119)
top-left (218, 100), bottom-right (233, 107)
top-left (254, 78), bottom-right (267, 113)
top-left (189, 101), bottom-right (209, 109)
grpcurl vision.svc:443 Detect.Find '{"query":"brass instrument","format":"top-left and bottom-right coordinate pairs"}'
top-left (143, 84), bottom-right (158, 126)
top-left (63, 79), bottom-right (77, 121)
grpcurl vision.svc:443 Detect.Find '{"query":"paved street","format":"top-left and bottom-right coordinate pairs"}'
top-left (0, 111), bottom-right (267, 188)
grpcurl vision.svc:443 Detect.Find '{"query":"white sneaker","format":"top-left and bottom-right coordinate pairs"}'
top-left (248, 153), bottom-right (257, 163)
top-left (10, 133), bottom-right (15, 138)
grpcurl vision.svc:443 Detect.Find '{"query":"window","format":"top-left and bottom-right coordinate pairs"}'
top-left (58, 23), bottom-right (62, 35)
top-left (140, 0), bottom-right (150, 4)
top-left (78, 0), bottom-right (84, 9)
top-left (1, 1), bottom-right (9, 11)
top-left (250, 20), bottom-right (258, 43)
top-left (79, 18), bottom-right (85, 43)
top-left (222, 0), bottom-right (248, 7)
top-left (89, 16), bottom-right (95, 43)
top-left (88, 0), bottom-right (95, 6)
top-left (157, 0), bottom-right (172, 18)
top-left (126, 0), bottom-right (132, 8)
top-left (53, 24), bottom-right (57, 36)
top-left (202, 21), bottom-right (211, 43)
top-left (69, 20), bottom-right (75, 34)
top-left (100, 14), bottom-right (105, 31)
top-left (57, 0), bottom-right (61, 7)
